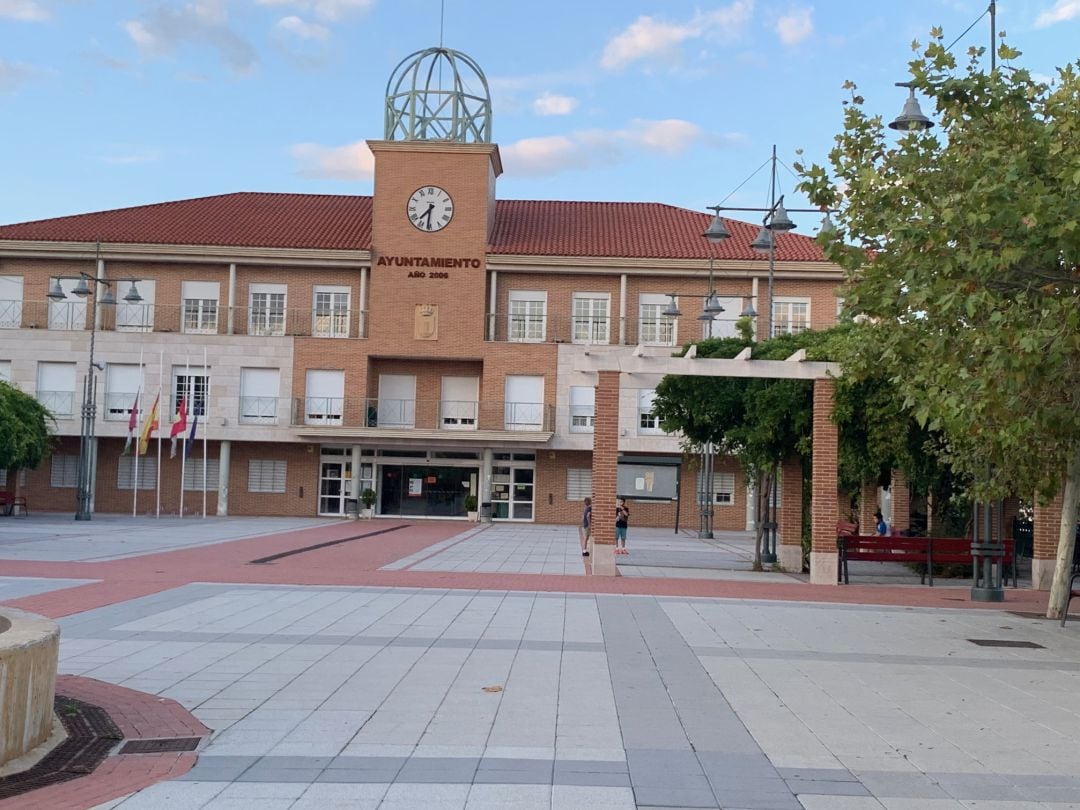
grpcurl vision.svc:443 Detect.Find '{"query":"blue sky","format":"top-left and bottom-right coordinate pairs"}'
top-left (2, 0), bottom-right (1078, 227)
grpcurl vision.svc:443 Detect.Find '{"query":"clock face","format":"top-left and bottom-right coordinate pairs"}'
top-left (407, 186), bottom-right (454, 232)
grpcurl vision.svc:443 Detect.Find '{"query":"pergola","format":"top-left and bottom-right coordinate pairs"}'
top-left (576, 348), bottom-right (843, 584)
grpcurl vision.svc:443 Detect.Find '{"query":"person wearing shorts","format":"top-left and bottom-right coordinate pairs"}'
top-left (614, 498), bottom-right (630, 554)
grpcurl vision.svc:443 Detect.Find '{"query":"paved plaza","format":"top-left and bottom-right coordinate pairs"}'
top-left (0, 516), bottom-right (1078, 809)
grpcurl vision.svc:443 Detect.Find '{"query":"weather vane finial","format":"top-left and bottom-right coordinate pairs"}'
top-left (439, 0), bottom-right (445, 47)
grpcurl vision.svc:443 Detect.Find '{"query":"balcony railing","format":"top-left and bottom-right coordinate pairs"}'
top-left (239, 396), bottom-right (280, 424)
top-left (104, 391), bottom-right (139, 421)
top-left (37, 390), bottom-right (75, 416)
top-left (4, 301), bottom-right (368, 338)
top-left (487, 311), bottom-right (686, 346)
top-left (291, 397), bottom-right (554, 432)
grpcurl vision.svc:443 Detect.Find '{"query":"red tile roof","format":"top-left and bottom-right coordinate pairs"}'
top-left (0, 192), bottom-right (827, 262)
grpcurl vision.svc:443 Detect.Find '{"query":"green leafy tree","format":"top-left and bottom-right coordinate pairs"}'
top-left (798, 34), bottom-right (1080, 615)
top-left (0, 380), bottom-right (52, 479)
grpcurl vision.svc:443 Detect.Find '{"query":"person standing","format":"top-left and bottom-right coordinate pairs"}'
top-left (614, 498), bottom-right (630, 554)
top-left (580, 497), bottom-right (592, 557)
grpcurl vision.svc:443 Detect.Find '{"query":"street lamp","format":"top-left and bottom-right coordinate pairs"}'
top-left (889, 0), bottom-right (997, 131)
top-left (47, 245), bottom-right (143, 521)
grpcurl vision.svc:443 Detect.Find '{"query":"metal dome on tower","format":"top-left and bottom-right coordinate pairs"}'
top-left (384, 47), bottom-right (492, 144)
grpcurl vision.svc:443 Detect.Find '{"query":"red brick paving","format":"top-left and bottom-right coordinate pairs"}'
top-left (0, 519), bottom-right (1054, 618)
top-left (0, 676), bottom-right (209, 810)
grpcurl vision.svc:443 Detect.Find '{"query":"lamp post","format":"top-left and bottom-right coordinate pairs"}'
top-left (47, 247), bottom-right (143, 521)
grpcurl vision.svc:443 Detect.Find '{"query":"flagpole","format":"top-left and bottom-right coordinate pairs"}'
top-left (202, 345), bottom-right (208, 519)
top-left (133, 348), bottom-right (142, 517)
top-left (180, 355), bottom-right (189, 518)
top-left (156, 350), bottom-right (162, 517)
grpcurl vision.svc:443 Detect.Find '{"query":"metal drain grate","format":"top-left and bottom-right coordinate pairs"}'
top-left (968, 638), bottom-right (1045, 649)
top-left (119, 737), bottom-right (201, 754)
top-left (0, 696), bottom-right (123, 800)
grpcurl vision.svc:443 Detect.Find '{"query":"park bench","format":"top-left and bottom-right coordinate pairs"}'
top-left (0, 492), bottom-right (28, 517)
top-left (838, 533), bottom-right (1015, 587)
top-left (1061, 540), bottom-right (1080, 627)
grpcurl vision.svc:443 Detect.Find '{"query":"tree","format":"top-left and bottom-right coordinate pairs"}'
top-left (0, 380), bottom-right (52, 477)
top-left (798, 34), bottom-right (1080, 616)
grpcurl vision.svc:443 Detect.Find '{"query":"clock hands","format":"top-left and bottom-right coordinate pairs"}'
top-left (421, 203), bottom-right (435, 230)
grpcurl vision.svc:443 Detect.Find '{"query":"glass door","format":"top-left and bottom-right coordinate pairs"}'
top-left (319, 461), bottom-right (352, 515)
top-left (512, 467), bottom-right (534, 520)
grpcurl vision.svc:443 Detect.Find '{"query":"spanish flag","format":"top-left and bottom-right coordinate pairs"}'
top-left (138, 394), bottom-right (160, 456)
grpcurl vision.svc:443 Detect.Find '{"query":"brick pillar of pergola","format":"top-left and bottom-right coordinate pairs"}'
top-left (810, 378), bottom-right (840, 584)
top-left (1032, 488), bottom-right (1064, 591)
top-left (778, 456), bottom-right (804, 571)
top-left (859, 479), bottom-right (878, 533)
top-left (891, 470), bottom-right (910, 534)
top-left (590, 370), bottom-right (620, 576)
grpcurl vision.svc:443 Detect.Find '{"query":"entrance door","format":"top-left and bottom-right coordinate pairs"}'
top-left (319, 460), bottom-right (352, 515)
top-left (379, 465), bottom-right (477, 517)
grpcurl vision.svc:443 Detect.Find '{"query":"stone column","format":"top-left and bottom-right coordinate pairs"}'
top-left (810, 378), bottom-right (840, 584)
top-left (480, 448), bottom-right (493, 509)
top-left (778, 456), bottom-right (804, 571)
top-left (217, 440), bottom-right (231, 516)
top-left (891, 470), bottom-right (910, 533)
top-left (350, 445), bottom-right (362, 501)
top-left (590, 370), bottom-right (620, 576)
top-left (1032, 489), bottom-right (1064, 591)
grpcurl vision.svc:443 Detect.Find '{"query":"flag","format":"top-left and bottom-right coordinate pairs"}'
top-left (184, 412), bottom-right (199, 459)
top-left (138, 394), bottom-right (159, 456)
top-left (169, 398), bottom-right (188, 458)
top-left (121, 391), bottom-right (140, 455)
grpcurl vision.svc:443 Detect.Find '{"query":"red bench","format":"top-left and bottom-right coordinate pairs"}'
top-left (838, 534), bottom-right (1015, 586)
top-left (0, 492), bottom-right (28, 516)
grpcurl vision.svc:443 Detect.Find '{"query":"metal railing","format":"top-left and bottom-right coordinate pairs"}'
top-left (239, 396), bottom-right (280, 424)
top-left (4, 301), bottom-right (368, 338)
top-left (103, 391), bottom-right (139, 421)
top-left (291, 397), bottom-right (554, 432)
top-left (487, 311), bottom-right (688, 346)
top-left (37, 390), bottom-right (75, 416)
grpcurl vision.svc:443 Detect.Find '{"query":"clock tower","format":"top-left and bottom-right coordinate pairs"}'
top-left (367, 47), bottom-right (501, 352)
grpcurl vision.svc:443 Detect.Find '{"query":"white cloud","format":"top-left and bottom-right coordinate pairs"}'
top-left (776, 7), bottom-right (813, 45)
top-left (276, 15), bottom-right (329, 40)
top-left (1035, 0), bottom-right (1080, 27)
top-left (532, 92), bottom-right (578, 116)
top-left (0, 0), bottom-right (49, 21)
top-left (290, 140), bottom-right (374, 180)
top-left (502, 118), bottom-right (740, 177)
top-left (122, 1), bottom-right (257, 75)
top-left (256, 0), bottom-right (374, 22)
top-left (601, 1), bottom-right (753, 70)
top-left (0, 58), bottom-right (35, 92)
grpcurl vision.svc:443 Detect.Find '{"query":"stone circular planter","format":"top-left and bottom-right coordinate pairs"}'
top-left (0, 608), bottom-right (59, 766)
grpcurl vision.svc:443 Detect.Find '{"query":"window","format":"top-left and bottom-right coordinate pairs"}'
top-left (47, 278), bottom-right (87, 331)
top-left (105, 364), bottom-right (141, 421)
top-left (0, 360), bottom-right (10, 383)
top-left (701, 296), bottom-right (744, 339)
top-left (51, 454), bottom-right (79, 488)
top-left (249, 283), bottom-right (286, 336)
top-left (772, 298), bottom-right (810, 336)
top-left (116, 280), bottom-right (155, 332)
top-left (240, 367), bottom-right (280, 424)
top-left (313, 286), bottom-right (350, 338)
top-left (173, 367), bottom-right (210, 417)
top-left (37, 362), bottom-right (76, 415)
top-left (305, 369), bottom-right (344, 425)
top-left (697, 470), bottom-right (736, 505)
top-left (440, 376), bottom-right (478, 429)
top-left (117, 456), bottom-right (157, 490)
top-left (572, 293), bottom-right (610, 344)
top-left (569, 385), bottom-right (594, 432)
top-left (249, 459), bottom-right (287, 493)
top-left (505, 375), bottom-right (544, 431)
top-left (638, 293), bottom-right (676, 345)
top-left (0, 276), bottom-right (22, 329)
top-left (0, 469), bottom-right (6, 488)
top-left (182, 281), bottom-right (219, 334)
top-left (566, 468), bottom-right (592, 501)
top-left (378, 374), bottom-right (416, 428)
top-left (508, 291), bottom-right (546, 342)
top-left (637, 389), bottom-right (663, 434)
top-left (183, 459), bottom-right (220, 491)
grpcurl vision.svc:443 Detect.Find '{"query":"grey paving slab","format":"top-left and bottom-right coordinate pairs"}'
top-left (0, 574), bottom-right (98, 602)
